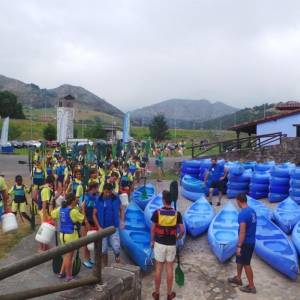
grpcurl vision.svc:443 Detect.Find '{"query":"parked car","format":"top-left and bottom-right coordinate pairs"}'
top-left (46, 140), bottom-right (59, 148)
top-left (10, 141), bottom-right (24, 148)
top-left (24, 140), bottom-right (42, 148)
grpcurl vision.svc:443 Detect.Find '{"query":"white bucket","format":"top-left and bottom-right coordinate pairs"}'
top-left (120, 193), bottom-right (129, 207)
top-left (87, 230), bottom-right (97, 251)
top-left (2, 213), bottom-right (18, 233)
top-left (35, 222), bottom-right (56, 245)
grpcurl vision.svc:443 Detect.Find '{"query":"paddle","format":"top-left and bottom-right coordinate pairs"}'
top-left (72, 249), bottom-right (81, 276)
top-left (141, 175), bottom-right (148, 199)
top-left (170, 181), bottom-right (178, 210)
top-left (175, 249), bottom-right (184, 287)
top-left (52, 232), bottom-right (63, 274)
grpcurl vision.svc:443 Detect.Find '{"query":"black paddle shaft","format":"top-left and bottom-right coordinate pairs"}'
top-left (170, 181), bottom-right (179, 210)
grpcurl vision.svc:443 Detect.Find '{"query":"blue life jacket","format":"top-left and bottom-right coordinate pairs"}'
top-left (84, 194), bottom-right (97, 223)
top-left (72, 181), bottom-right (81, 195)
top-left (33, 169), bottom-right (45, 186)
top-left (59, 207), bottom-right (74, 234)
top-left (95, 194), bottom-right (120, 228)
top-left (13, 185), bottom-right (26, 203)
top-left (56, 165), bottom-right (65, 177)
top-left (54, 149), bottom-right (61, 158)
top-left (46, 166), bottom-right (53, 176)
top-left (121, 172), bottom-right (129, 187)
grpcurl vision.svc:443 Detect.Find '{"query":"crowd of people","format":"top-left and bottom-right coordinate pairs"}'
top-left (0, 148), bottom-right (257, 297)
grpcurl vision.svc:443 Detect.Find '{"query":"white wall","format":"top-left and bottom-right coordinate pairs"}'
top-left (257, 113), bottom-right (300, 145)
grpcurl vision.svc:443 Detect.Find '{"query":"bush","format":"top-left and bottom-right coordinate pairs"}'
top-left (43, 123), bottom-right (57, 141)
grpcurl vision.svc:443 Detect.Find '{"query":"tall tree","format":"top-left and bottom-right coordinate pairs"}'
top-left (43, 123), bottom-right (57, 141)
top-left (85, 122), bottom-right (106, 139)
top-left (0, 91), bottom-right (25, 119)
top-left (149, 114), bottom-right (169, 141)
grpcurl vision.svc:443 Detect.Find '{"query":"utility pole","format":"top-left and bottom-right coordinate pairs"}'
top-left (30, 99), bottom-right (33, 140)
top-left (81, 119), bottom-right (84, 138)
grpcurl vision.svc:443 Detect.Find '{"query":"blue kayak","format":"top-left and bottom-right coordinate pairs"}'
top-left (207, 202), bottom-right (239, 262)
top-left (255, 215), bottom-right (298, 280)
top-left (272, 197), bottom-right (300, 234)
top-left (119, 202), bottom-right (153, 271)
top-left (181, 186), bottom-right (205, 202)
top-left (247, 195), bottom-right (272, 220)
top-left (183, 196), bottom-right (214, 237)
top-left (292, 220), bottom-right (300, 255)
top-left (131, 184), bottom-right (155, 210)
top-left (181, 175), bottom-right (206, 193)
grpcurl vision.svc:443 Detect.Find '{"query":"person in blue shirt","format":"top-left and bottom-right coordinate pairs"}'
top-left (93, 183), bottom-right (124, 267)
top-left (228, 193), bottom-right (257, 294)
top-left (205, 157), bottom-right (227, 206)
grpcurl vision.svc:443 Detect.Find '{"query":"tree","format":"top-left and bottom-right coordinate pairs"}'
top-left (43, 123), bottom-right (57, 141)
top-left (8, 124), bottom-right (22, 140)
top-left (85, 122), bottom-right (106, 139)
top-left (149, 114), bottom-right (169, 141)
top-left (0, 91), bottom-right (25, 119)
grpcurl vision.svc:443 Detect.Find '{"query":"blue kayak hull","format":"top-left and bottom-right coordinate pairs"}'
top-left (131, 184), bottom-right (156, 210)
top-left (120, 202), bottom-right (153, 271)
top-left (181, 175), bottom-right (207, 193)
top-left (183, 196), bottom-right (214, 237)
top-left (181, 187), bottom-right (205, 202)
top-left (247, 195), bottom-right (272, 220)
top-left (292, 221), bottom-right (300, 256)
top-left (208, 202), bottom-right (239, 263)
top-left (255, 216), bottom-right (298, 280)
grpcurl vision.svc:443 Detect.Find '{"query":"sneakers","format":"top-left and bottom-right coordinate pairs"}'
top-left (83, 260), bottom-right (93, 269)
top-left (88, 258), bottom-right (94, 265)
top-left (228, 276), bottom-right (243, 286)
top-left (65, 276), bottom-right (73, 282)
top-left (240, 285), bottom-right (257, 294)
top-left (58, 273), bottom-right (65, 279)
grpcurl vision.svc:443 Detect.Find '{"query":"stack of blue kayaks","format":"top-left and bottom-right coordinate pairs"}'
top-left (249, 171), bottom-right (270, 199)
top-left (290, 168), bottom-right (300, 204)
top-left (183, 196), bottom-right (214, 237)
top-left (181, 175), bottom-right (207, 202)
top-left (208, 202), bottom-right (239, 262)
top-left (131, 183), bottom-right (155, 210)
top-left (272, 197), bottom-right (300, 234)
top-left (269, 165), bottom-right (292, 203)
top-left (181, 160), bottom-right (201, 179)
top-left (119, 202), bottom-right (153, 271)
top-left (255, 215), bottom-right (298, 280)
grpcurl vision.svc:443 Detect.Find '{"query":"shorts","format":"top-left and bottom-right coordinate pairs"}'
top-left (236, 244), bottom-right (255, 266)
top-left (57, 175), bottom-right (64, 183)
top-left (12, 201), bottom-right (26, 213)
top-left (154, 242), bottom-right (176, 263)
top-left (208, 181), bottom-right (223, 191)
top-left (102, 229), bottom-right (120, 256)
top-left (59, 231), bottom-right (79, 244)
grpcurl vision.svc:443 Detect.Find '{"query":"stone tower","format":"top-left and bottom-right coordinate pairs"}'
top-left (57, 95), bottom-right (75, 144)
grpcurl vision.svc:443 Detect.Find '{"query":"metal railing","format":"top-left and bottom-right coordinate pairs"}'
top-left (189, 132), bottom-right (285, 158)
top-left (0, 227), bottom-right (116, 300)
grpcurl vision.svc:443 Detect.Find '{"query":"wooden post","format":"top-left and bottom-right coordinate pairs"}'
top-left (93, 237), bottom-right (102, 283)
top-left (191, 139), bottom-right (194, 158)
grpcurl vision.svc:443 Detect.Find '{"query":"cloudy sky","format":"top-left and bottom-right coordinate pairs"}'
top-left (1, 0), bottom-right (300, 111)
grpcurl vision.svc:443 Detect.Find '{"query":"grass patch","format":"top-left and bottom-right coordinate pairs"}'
top-left (0, 221), bottom-right (32, 259)
top-left (149, 169), bottom-right (179, 181)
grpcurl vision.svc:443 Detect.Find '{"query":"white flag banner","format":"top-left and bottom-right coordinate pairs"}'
top-left (0, 117), bottom-right (9, 146)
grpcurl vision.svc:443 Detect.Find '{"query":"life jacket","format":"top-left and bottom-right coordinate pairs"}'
top-left (71, 180), bottom-right (82, 196)
top-left (96, 194), bottom-right (120, 228)
top-left (54, 149), bottom-right (61, 158)
top-left (37, 186), bottom-right (53, 211)
top-left (46, 165), bottom-right (53, 176)
top-left (33, 168), bottom-right (45, 186)
top-left (13, 185), bottom-right (26, 203)
top-left (120, 172), bottom-right (129, 187)
top-left (84, 194), bottom-right (97, 223)
top-left (59, 207), bottom-right (74, 234)
top-left (155, 208), bottom-right (178, 238)
top-left (56, 164), bottom-right (65, 177)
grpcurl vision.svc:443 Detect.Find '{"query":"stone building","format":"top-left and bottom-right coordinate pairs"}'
top-left (57, 95), bottom-right (75, 144)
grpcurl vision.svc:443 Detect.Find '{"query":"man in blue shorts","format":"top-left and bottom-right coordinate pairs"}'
top-left (228, 193), bottom-right (257, 294)
top-left (205, 157), bottom-right (227, 206)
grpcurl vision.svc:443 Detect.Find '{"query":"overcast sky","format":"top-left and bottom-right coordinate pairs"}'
top-left (1, 0), bottom-right (300, 111)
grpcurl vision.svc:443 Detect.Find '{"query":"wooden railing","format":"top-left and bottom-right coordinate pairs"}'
top-left (0, 227), bottom-right (115, 300)
top-left (188, 132), bottom-right (285, 158)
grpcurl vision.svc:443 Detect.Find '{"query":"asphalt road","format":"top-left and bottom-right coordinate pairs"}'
top-left (0, 154), bottom-right (29, 180)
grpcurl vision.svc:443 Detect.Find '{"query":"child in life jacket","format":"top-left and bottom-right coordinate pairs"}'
top-left (37, 175), bottom-right (55, 252)
top-left (8, 175), bottom-right (31, 223)
top-left (66, 169), bottom-right (83, 205)
top-left (55, 157), bottom-right (67, 195)
top-left (51, 193), bottom-right (84, 282)
top-left (81, 182), bottom-right (99, 269)
top-left (31, 160), bottom-right (46, 205)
